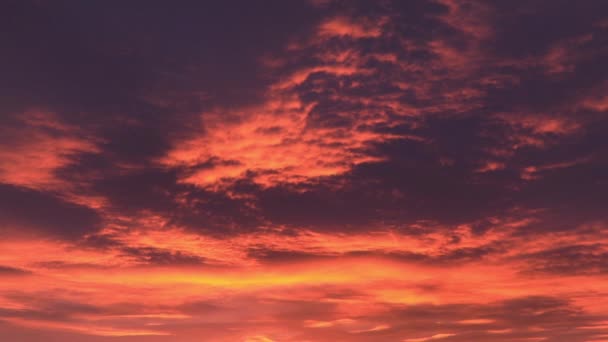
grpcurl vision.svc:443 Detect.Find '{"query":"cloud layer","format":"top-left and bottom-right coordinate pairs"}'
top-left (1, 0), bottom-right (607, 341)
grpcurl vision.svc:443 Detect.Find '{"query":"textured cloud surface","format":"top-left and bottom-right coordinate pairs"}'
top-left (1, 0), bottom-right (608, 341)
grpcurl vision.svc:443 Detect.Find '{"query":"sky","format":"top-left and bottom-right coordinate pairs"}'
top-left (1, 0), bottom-right (607, 341)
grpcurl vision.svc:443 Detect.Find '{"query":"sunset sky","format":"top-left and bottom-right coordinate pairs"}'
top-left (1, 1), bottom-right (608, 341)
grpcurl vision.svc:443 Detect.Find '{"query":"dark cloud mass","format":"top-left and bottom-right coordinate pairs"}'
top-left (0, 0), bottom-right (607, 341)
top-left (0, 184), bottom-right (101, 238)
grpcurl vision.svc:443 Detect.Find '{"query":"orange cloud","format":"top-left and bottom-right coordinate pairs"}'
top-left (404, 333), bottom-right (457, 342)
top-left (0, 110), bottom-right (99, 191)
top-left (318, 16), bottom-right (383, 39)
top-left (161, 93), bottom-right (392, 188)
top-left (1, 219), bottom-right (608, 340)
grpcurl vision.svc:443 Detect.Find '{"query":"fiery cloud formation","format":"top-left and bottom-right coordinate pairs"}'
top-left (1, 0), bottom-right (608, 341)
